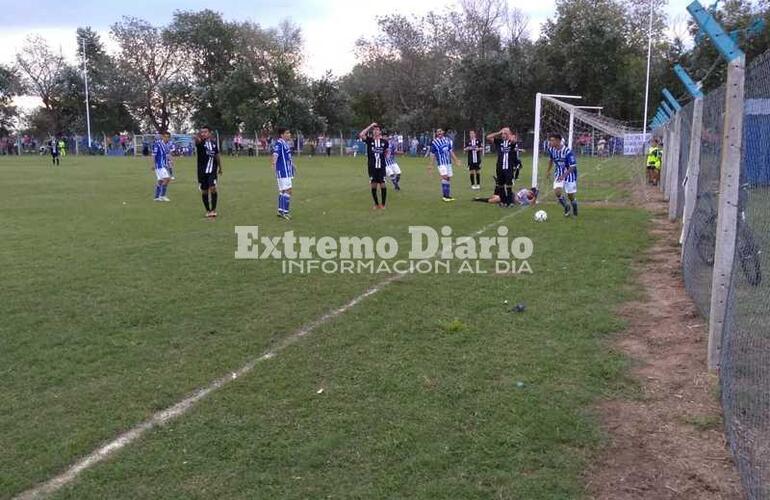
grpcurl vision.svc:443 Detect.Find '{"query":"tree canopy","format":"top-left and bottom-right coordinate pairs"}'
top-left (7, 0), bottom-right (770, 137)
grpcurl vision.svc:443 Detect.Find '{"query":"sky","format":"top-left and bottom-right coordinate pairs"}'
top-left (1, 0), bottom-right (693, 110)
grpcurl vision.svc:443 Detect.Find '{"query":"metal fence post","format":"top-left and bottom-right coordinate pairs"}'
top-left (708, 54), bottom-right (746, 370)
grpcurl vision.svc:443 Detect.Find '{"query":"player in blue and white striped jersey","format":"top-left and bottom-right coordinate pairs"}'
top-left (429, 128), bottom-right (460, 202)
top-left (151, 131), bottom-right (172, 202)
top-left (383, 132), bottom-right (401, 191)
top-left (545, 133), bottom-right (579, 216)
top-left (163, 138), bottom-right (175, 180)
top-left (273, 127), bottom-right (296, 220)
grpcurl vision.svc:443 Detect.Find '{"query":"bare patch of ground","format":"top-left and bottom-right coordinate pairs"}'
top-left (586, 185), bottom-right (743, 499)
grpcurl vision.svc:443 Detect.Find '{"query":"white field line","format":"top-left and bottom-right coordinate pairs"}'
top-left (15, 208), bottom-right (527, 500)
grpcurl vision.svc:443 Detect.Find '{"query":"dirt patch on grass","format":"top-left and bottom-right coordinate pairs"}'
top-left (585, 185), bottom-right (743, 499)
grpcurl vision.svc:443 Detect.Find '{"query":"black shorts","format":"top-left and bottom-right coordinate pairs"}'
top-left (469, 162), bottom-right (481, 171)
top-left (51, 152), bottom-right (59, 158)
top-left (369, 166), bottom-right (386, 183)
top-left (496, 167), bottom-right (514, 185)
top-left (198, 171), bottom-right (218, 190)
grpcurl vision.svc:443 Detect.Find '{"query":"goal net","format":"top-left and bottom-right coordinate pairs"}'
top-left (530, 94), bottom-right (644, 190)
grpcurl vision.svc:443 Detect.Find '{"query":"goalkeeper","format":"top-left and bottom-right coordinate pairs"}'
top-left (646, 139), bottom-right (663, 186)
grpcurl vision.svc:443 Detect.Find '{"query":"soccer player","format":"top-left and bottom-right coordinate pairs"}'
top-left (486, 128), bottom-right (519, 206)
top-left (165, 137), bottom-right (175, 180)
top-left (152, 131), bottom-right (172, 202)
top-left (359, 122), bottom-right (388, 209)
top-left (473, 186), bottom-right (538, 205)
top-left (545, 133), bottom-right (579, 217)
top-left (428, 128), bottom-right (460, 202)
top-left (49, 136), bottom-right (60, 166)
top-left (195, 126), bottom-right (222, 218)
top-left (273, 127), bottom-right (296, 220)
top-left (465, 130), bottom-right (483, 190)
top-left (383, 131), bottom-right (402, 191)
top-left (646, 138), bottom-right (663, 186)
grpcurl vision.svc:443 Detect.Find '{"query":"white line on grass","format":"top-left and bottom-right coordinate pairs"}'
top-left (15, 207), bottom-right (528, 500)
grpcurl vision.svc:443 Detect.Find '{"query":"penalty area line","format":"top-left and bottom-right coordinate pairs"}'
top-left (15, 208), bottom-right (526, 500)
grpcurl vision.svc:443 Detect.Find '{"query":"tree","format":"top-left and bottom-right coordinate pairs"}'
top-left (215, 21), bottom-right (322, 134)
top-left (111, 17), bottom-right (192, 132)
top-left (15, 35), bottom-right (66, 112)
top-left (0, 64), bottom-right (19, 135)
top-left (165, 10), bottom-right (239, 130)
top-left (77, 27), bottom-right (137, 134)
top-left (311, 72), bottom-right (352, 132)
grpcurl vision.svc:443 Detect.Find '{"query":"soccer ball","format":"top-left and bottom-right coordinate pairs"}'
top-left (534, 210), bottom-right (548, 222)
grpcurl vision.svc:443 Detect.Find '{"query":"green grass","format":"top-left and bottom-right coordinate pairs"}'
top-left (0, 152), bottom-right (649, 499)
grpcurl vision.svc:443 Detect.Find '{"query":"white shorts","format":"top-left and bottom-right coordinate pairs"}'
top-left (155, 167), bottom-right (170, 181)
top-left (553, 180), bottom-right (577, 194)
top-left (438, 164), bottom-right (453, 177)
top-left (386, 163), bottom-right (401, 176)
top-left (277, 176), bottom-right (293, 191)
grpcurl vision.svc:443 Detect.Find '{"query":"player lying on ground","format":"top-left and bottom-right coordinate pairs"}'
top-left (273, 127), bottom-right (296, 220)
top-left (473, 184), bottom-right (538, 206)
top-left (465, 130), bottom-right (483, 190)
top-left (359, 122), bottom-right (388, 209)
top-left (151, 131), bottom-right (173, 202)
top-left (428, 128), bottom-right (460, 202)
top-left (383, 131), bottom-right (401, 191)
top-left (486, 128), bottom-right (520, 207)
top-left (196, 126), bottom-right (222, 218)
top-left (545, 133), bottom-right (578, 217)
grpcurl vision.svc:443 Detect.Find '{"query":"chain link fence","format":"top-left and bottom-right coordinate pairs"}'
top-left (682, 84), bottom-right (725, 319)
top-left (670, 50), bottom-right (770, 499)
top-left (720, 50), bottom-right (770, 500)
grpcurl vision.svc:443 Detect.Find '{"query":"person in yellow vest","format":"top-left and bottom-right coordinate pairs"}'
top-left (58, 138), bottom-right (67, 157)
top-left (646, 139), bottom-right (663, 186)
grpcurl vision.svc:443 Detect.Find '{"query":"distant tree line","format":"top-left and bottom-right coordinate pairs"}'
top-left (0, 0), bottom-right (768, 138)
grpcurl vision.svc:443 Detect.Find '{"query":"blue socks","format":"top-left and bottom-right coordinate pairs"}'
top-left (160, 184), bottom-right (168, 197)
top-left (278, 193), bottom-right (291, 213)
top-left (441, 179), bottom-right (451, 198)
top-left (154, 183), bottom-right (161, 199)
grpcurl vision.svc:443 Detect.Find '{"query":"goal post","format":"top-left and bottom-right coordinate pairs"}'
top-left (532, 94), bottom-right (643, 188)
top-left (531, 93), bottom-right (581, 189)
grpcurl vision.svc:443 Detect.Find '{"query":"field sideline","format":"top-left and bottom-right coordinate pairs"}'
top-left (1, 153), bottom-right (649, 498)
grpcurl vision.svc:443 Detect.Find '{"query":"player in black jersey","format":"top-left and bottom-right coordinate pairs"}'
top-left (196, 126), bottom-right (222, 218)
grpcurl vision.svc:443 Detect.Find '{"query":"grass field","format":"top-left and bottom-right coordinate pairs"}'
top-left (1, 152), bottom-right (649, 499)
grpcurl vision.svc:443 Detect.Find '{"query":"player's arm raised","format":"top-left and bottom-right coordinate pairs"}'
top-left (486, 129), bottom-right (503, 142)
top-left (358, 122), bottom-right (377, 140)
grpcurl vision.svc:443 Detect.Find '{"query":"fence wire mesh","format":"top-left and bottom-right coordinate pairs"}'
top-left (719, 51), bottom-right (770, 500)
top-left (682, 84), bottom-right (725, 319)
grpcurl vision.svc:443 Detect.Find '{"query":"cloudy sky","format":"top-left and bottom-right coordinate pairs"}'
top-left (1, 0), bottom-right (692, 109)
